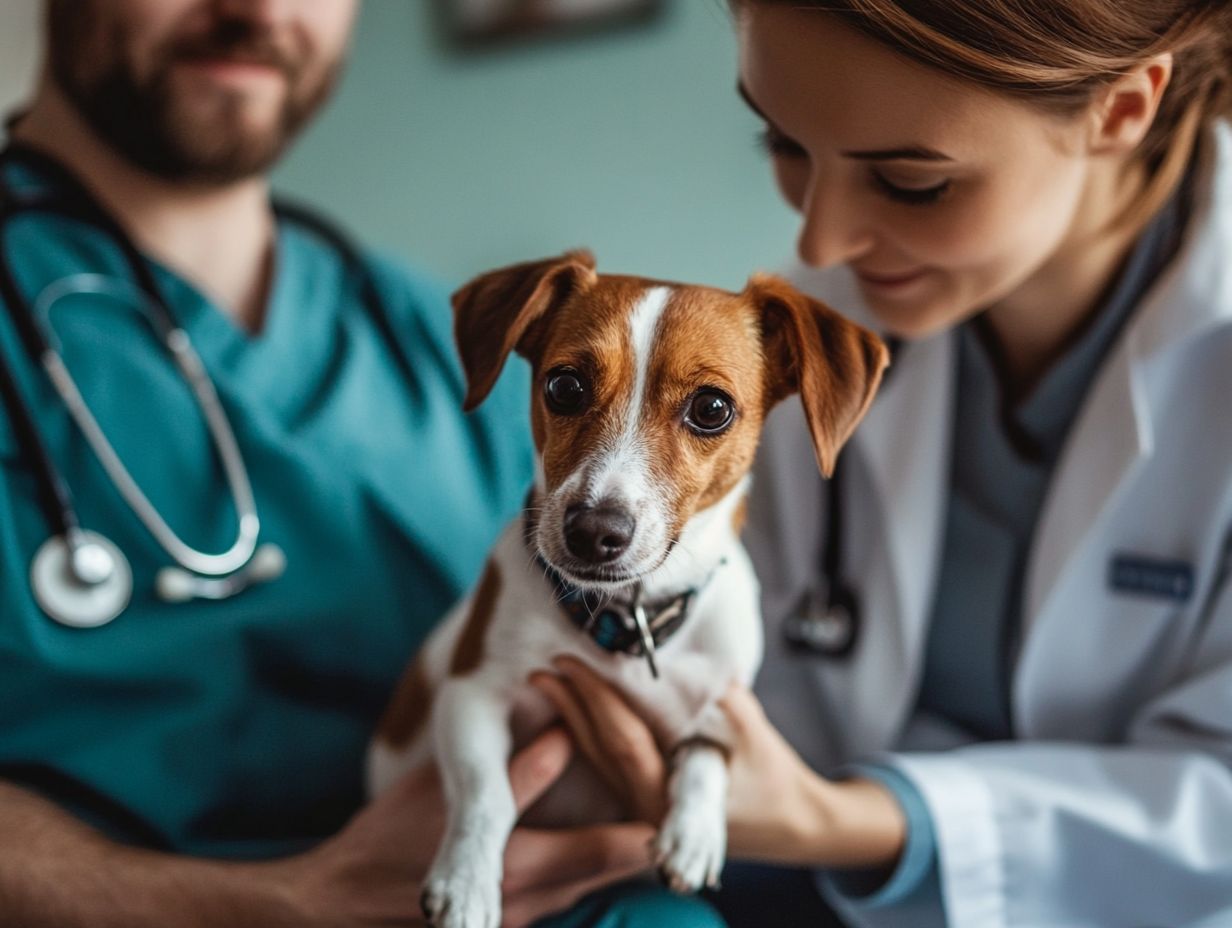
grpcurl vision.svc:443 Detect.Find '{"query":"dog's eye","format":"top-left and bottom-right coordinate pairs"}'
top-left (543, 367), bottom-right (590, 415)
top-left (685, 389), bottom-right (735, 435)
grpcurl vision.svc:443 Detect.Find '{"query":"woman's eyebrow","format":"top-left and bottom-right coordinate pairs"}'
top-left (842, 146), bottom-right (954, 162)
top-left (737, 82), bottom-right (954, 163)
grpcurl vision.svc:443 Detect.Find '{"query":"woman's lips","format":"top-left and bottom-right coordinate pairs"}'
top-left (854, 266), bottom-right (928, 289)
top-left (852, 263), bottom-right (926, 293)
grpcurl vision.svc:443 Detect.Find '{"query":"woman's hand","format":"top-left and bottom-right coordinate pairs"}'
top-left (720, 684), bottom-right (906, 869)
top-left (529, 659), bottom-right (667, 824)
top-left (532, 657), bottom-right (906, 871)
top-left (273, 727), bottom-right (655, 928)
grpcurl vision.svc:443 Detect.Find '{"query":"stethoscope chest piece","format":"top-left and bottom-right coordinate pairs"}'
top-left (783, 584), bottom-right (860, 658)
top-left (30, 530), bottom-right (132, 628)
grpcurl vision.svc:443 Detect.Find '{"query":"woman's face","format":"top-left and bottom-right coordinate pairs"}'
top-left (737, 5), bottom-right (1097, 338)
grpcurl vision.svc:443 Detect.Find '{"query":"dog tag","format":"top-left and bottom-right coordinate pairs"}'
top-left (629, 586), bottom-right (660, 678)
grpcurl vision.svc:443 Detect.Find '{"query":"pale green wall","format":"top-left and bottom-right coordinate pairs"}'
top-left (273, 1), bottom-right (797, 291)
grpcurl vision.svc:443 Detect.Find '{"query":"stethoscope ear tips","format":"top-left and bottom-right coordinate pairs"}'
top-left (250, 542), bottom-right (287, 582)
top-left (155, 565), bottom-right (200, 603)
top-left (155, 542), bottom-right (287, 603)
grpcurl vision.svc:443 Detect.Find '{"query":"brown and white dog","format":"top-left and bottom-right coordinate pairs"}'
top-left (367, 251), bottom-right (887, 928)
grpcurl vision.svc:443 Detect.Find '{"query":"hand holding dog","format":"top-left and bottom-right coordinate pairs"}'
top-left (533, 658), bottom-right (906, 873)
top-left (277, 727), bottom-right (655, 928)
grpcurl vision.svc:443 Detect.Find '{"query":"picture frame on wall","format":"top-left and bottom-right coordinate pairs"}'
top-left (441, 0), bottom-right (666, 48)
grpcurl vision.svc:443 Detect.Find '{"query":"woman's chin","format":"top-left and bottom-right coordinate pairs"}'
top-left (863, 286), bottom-right (977, 342)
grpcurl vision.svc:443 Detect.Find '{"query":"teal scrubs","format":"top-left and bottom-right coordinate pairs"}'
top-left (0, 157), bottom-right (723, 926)
top-left (0, 157), bottom-right (532, 857)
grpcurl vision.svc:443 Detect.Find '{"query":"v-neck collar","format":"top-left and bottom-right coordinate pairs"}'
top-left (963, 157), bottom-right (1193, 465)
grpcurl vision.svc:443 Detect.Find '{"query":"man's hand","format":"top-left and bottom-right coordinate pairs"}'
top-left (277, 727), bottom-right (654, 928)
top-left (500, 822), bottom-right (655, 928)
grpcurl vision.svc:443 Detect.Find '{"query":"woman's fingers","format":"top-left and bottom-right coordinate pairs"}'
top-left (551, 657), bottom-right (665, 780)
top-left (527, 672), bottom-right (612, 778)
top-left (717, 680), bottom-right (768, 740)
top-left (536, 657), bottom-right (668, 823)
top-left (502, 822), bottom-right (654, 897)
top-left (530, 669), bottom-right (666, 817)
top-left (508, 725), bottom-right (573, 815)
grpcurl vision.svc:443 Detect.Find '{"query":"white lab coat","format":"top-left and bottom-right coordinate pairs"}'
top-left (745, 122), bottom-right (1232, 928)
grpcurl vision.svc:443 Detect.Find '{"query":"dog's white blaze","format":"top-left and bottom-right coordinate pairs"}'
top-left (587, 285), bottom-right (671, 504)
top-left (624, 285), bottom-right (671, 441)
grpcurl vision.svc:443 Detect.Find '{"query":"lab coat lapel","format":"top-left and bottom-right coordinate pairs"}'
top-left (1023, 122), bottom-right (1232, 642)
top-left (1021, 344), bottom-right (1151, 639)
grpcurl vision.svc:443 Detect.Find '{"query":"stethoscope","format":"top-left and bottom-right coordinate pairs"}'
top-left (781, 456), bottom-right (861, 658)
top-left (0, 142), bottom-right (396, 629)
top-left (781, 340), bottom-right (900, 659)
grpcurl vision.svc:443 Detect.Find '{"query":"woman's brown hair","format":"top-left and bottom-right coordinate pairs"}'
top-left (732, 0), bottom-right (1232, 229)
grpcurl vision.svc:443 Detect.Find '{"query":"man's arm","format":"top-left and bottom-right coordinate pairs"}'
top-left (0, 728), bottom-right (654, 928)
top-left (0, 780), bottom-right (307, 928)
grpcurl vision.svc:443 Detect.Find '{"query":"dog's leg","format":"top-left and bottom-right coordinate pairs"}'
top-left (653, 703), bottom-right (732, 893)
top-left (421, 676), bottom-right (513, 928)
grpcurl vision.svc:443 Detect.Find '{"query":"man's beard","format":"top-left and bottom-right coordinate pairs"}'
top-left (46, 2), bottom-right (342, 184)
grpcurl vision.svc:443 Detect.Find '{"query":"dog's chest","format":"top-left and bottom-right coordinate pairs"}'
top-left (509, 638), bottom-right (734, 751)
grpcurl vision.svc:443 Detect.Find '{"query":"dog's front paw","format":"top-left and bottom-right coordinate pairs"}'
top-left (653, 804), bottom-right (727, 893)
top-left (420, 855), bottom-right (501, 928)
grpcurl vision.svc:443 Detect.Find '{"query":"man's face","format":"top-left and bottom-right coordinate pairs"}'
top-left (46, 0), bottom-right (360, 184)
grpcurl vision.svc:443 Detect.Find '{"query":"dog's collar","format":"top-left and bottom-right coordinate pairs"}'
top-left (522, 498), bottom-right (717, 678)
top-left (536, 556), bottom-right (696, 678)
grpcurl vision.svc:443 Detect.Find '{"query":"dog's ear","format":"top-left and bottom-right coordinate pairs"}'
top-left (452, 250), bottom-right (598, 411)
top-left (746, 273), bottom-right (889, 477)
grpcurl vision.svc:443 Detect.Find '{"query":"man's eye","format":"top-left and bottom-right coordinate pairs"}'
top-left (872, 170), bottom-right (952, 206)
top-left (543, 367), bottom-right (590, 415)
top-left (757, 126), bottom-right (807, 160)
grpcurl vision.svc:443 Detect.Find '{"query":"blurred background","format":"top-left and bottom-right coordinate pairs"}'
top-left (0, 1), bottom-right (797, 291)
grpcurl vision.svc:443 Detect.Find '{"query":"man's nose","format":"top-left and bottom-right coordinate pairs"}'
top-left (795, 178), bottom-right (874, 269)
top-left (213, 0), bottom-right (291, 27)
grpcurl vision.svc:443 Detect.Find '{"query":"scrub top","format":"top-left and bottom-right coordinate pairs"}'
top-left (0, 157), bottom-right (534, 859)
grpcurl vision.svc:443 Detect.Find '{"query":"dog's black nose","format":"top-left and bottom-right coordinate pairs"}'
top-left (564, 503), bottom-right (635, 564)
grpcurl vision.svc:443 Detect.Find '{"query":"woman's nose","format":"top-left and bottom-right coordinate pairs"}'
top-left (795, 180), bottom-right (874, 269)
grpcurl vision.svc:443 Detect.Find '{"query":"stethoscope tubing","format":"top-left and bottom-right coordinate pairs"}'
top-left (38, 291), bottom-right (261, 576)
top-left (0, 143), bottom-right (263, 585)
top-left (786, 338), bottom-right (901, 659)
top-left (0, 140), bottom-right (446, 619)
top-left (0, 188), bottom-right (81, 542)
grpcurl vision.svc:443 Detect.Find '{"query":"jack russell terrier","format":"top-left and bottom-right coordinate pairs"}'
top-left (367, 251), bottom-right (887, 928)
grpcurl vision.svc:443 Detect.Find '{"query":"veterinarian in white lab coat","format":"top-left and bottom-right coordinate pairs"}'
top-left (540, 2), bottom-right (1232, 926)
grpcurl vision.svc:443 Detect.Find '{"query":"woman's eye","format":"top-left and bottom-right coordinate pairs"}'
top-left (872, 170), bottom-right (952, 206)
top-left (543, 367), bottom-right (590, 415)
top-left (685, 389), bottom-right (736, 435)
top-left (757, 126), bottom-right (807, 160)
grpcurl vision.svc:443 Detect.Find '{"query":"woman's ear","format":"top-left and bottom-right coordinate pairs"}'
top-left (746, 274), bottom-right (889, 477)
top-left (452, 250), bottom-right (598, 411)
top-left (1089, 53), bottom-right (1173, 156)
